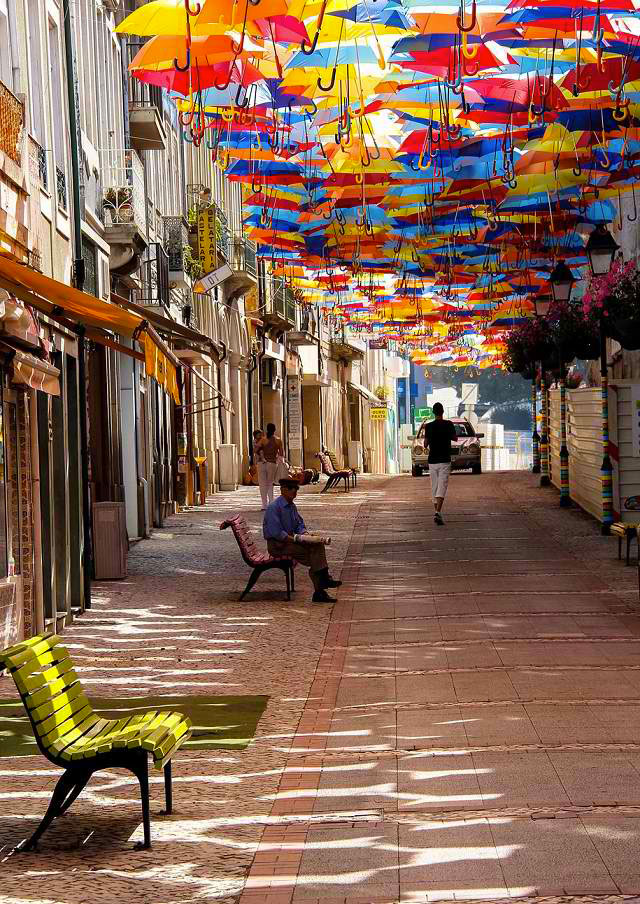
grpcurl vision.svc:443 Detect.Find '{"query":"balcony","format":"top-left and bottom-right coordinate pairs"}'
top-left (101, 149), bottom-right (147, 271)
top-left (56, 166), bottom-right (68, 210)
top-left (288, 307), bottom-right (319, 346)
top-left (330, 327), bottom-right (366, 362)
top-left (263, 278), bottom-right (297, 331)
top-left (0, 81), bottom-right (24, 166)
top-left (132, 242), bottom-right (170, 313)
top-left (126, 43), bottom-right (167, 151)
top-left (225, 234), bottom-right (258, 297)
top-left (164, 216), bottom-right (192, 289)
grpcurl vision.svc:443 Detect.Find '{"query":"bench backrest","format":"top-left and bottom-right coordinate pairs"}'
top-left (317, 451), bottom-right (335, 476)
top-left (220, 515), bottom-right (264, 566)
top-left (0, 633), bottom-right (95, 765)
top-left (326, 450), bottom-right (344, 471)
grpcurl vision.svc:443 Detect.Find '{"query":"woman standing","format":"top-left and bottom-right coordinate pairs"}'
top-left (255, 423), bottom-right (284, 510)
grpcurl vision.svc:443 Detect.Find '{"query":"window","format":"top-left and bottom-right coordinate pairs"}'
top-left (27, 0), bottom-right (45, 142)
top-left (48, 19), bottom-right (67, 208)
top-left (0, 0), bottom-right (16, 92)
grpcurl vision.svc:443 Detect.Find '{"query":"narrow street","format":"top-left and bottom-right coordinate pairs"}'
top-left (3, 472), bottom-right (640, 904)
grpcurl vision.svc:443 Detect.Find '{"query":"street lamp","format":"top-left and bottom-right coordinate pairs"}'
top-left (533, 289), bottom-right (552, 485)
top-left (549, 261), bottom-right (576, 508)
top-left (585, 226), bottom-right (619, 534)
top-left (549, 259), bottom-right (575, 304)
top-left (586, 225), bottom-right (619, 277)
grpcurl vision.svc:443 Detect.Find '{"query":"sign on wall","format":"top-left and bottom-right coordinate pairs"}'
top-left (369, 338), bottom-right (388, 350)
top-left (287, 376), bottom-right (303, 466)
top-left (370, 407), bottom-right (388, 421)
top-left (198, 208), bottom-right (218, 273)
top-left (415, 406), bottom-right (434, 421)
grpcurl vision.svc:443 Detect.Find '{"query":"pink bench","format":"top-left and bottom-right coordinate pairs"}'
top-left (220, 515), bottom-right (296, 600)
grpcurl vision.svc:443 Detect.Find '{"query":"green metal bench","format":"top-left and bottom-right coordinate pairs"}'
top-left (0, 632), bottom-right (192, 851)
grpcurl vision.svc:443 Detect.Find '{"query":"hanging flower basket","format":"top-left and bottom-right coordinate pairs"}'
top-left (547, 298), bottom-right (599, 365)
top-left (502, 317), bottom-right (554, 376)
top-left (585, 258), bottom-right (640, 352)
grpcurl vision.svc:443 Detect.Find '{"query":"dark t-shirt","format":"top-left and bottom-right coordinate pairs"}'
top-left (424, 419), bottom-right (457, 464)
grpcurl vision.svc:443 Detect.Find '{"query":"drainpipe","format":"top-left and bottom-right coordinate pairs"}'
top-left (62, 2), bottom-right (92, 609)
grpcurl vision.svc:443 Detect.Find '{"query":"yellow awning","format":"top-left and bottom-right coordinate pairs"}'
top-left (0, 254), bottom-right (141, 335)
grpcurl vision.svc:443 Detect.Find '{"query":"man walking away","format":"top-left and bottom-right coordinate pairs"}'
top-left (264, 478), bottom-right (342, 603)
top-left (424, 402), bottom-right (457, 525)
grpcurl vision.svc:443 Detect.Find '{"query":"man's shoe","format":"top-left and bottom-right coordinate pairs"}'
top-left (312, 590), bottom-right (336, 603)
top-left (434, 512), bottom-right (444, 525)
top-left (325, 578), bottom-right (342, 588)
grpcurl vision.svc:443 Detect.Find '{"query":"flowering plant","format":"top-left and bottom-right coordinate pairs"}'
top-left (502, 317), bottom-right (553, 374)
top-left (547, 298), bottom-right (600, 361)
top-left (583, 257), bottom-right (640, 322)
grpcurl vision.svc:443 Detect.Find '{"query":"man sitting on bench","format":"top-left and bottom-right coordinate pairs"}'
top-left (263, 478), bottom-right (342, 604)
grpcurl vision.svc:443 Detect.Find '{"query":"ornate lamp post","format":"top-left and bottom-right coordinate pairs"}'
top-left (585, 225), bottom-right (619, 534)
top-left (549, 260), bottom-right (576, 508)
top-left (533, 290), bottom-right (552, 487)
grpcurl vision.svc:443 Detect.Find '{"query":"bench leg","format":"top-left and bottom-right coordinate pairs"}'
top-left (22, 769), bottom-right (77, 851)
top-left (290, 565), bottom-right (295, 593)
top-left (343, 476), bottom-right (349, 492)
top-left (619, 536), bottom-right (623, 560)
top-left (132, 754), bottom-right (151, 850)
top-left (162, 762), bottom-right (173, 815)
top-left (240, 566), bottom-right (263, 600)
top-left (58, 771), bottom-right (91, 817)
top-left (628, 534), bottom-right (632, 566)
top-left (285, 566), bottom-right (291, 601)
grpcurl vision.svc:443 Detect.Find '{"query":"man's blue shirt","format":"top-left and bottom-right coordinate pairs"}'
top-left (263, 495), bottom-right (306, 541)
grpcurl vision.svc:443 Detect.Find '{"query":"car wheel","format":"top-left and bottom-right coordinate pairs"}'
top-left (412, 465), bottom-right (422, 477)
top-left (472, 463), bottom-right (482, 474)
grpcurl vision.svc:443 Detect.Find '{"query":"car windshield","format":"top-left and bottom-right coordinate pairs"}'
top-left (454, 423), bottom-right (475, 437)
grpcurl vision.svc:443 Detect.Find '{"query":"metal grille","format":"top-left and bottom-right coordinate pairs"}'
top-left (0, 81), bottom-right (23, 165)
top-left (82, 238), bottom-right (98, 297)
top-left (134, 243), bottom-right (170, 308)
top-left (36, 144), bottom-right (48, 190)
top-left (56, 166), bottom-right (67, 210)
top-left (164, 216), bottom-right (189, 272)
top-left (101, 149), bottom-right (146, 234)
top-left (126, 42), bottom-right (164, 114)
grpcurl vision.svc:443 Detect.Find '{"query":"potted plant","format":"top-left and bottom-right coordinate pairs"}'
top-left (584, 257), bottom-right (640, 350)
top-left (502, 317), bottom-right (554, 375)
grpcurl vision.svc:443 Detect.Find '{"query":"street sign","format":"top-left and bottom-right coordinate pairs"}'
top-left (193, 263), bottom-right (233, 294)
top-left (415, 406), bottom-right (433, 421)
top-left (370, 407), bottom-right (388, 421)
top-left (197, 208), bottom-right (218, 273)
top-left (369, 338), bottom-right (388, 350)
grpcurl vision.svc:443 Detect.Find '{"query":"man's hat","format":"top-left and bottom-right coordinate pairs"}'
top-left (279, 477), bottom-right (300, 489)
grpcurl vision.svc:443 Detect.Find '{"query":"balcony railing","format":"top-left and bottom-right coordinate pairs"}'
top-left (101, 149), bottom-right (146, 235)
top-left (133, 242), bottom-right (169, 308)
top-left (266, 278), bottom-right (296, 326)
top-left (0, 81), bottom-right (24, 165)
top-left (164, 216), bottom-right (189, 272)
top-left (56, 166), bottom-right (68, 210)
top-left (230, 234), bottom-right (257, 277)
top-left (126, 42), bottom-right (167, 151)
top-left (35, 143), bottom-right (47, 190)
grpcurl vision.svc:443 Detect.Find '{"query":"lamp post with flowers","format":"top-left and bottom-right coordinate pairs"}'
top-left (549, 260), bottom-right (576, 507)
top-left (585, 225), bottom-right (619, 534)
top-left (533, 289), bottom-right (552, 487)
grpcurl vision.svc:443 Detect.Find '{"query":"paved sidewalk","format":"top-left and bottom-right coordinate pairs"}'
top-left (2, 471), bottom-right (640, 904)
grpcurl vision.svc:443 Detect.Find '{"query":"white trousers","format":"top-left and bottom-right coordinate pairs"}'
top-left (258, 461), bottom-right (278, 508)
top-left (430, 462), bottom-right (452, 501)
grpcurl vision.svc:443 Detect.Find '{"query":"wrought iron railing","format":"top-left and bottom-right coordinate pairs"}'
top-left (164, 216), bottom-right (190, 272)
top-left (267, 278), bottom-right (296, 324)
top-left (230, 234), bottom-right (257, 277)
top-left (36, 144), bottom-right (47, 190)
top-left (126, 42), bottom-right (165, 115)
top-left (101, 149), bottom-right (146, 234)
top-left (56, 166), bottom-right (67, 210)
top-left (133, 242), bottom-right (169, 308)
top-left (0, 81), bottom-right (23, 165)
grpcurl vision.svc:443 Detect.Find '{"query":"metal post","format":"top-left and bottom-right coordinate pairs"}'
top-left (559, 358), bottom-right (570, 507)
top-left (531, 372), bottom-right (540, 473)
top-left (600, 319), bottom-right (613, 534)
top-left (539, 375), bottom-right (550, 486)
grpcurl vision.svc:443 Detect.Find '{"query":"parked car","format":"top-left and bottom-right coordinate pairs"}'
top-left (411, 417), bottom-right (483, 476)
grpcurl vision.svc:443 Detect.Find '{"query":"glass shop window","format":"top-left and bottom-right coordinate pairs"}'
top-left (0, 391), bottom-right (23, 579)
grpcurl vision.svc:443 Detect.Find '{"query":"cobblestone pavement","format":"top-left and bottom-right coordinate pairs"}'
top-left (2, 471), bottom-right (640, 904)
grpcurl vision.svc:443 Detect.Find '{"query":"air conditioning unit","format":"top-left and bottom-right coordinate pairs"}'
top-left (92, 502), bottom-right (128, 579)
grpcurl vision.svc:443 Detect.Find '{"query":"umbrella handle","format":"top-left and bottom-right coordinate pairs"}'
top-left (317, 69), bottom-right (337, 92)
top-left (301, 0), bottom-right (327, 53)
top-left (456, 0), bottom-right (477, 33)
top-left (184, 0), bottom-right (200, 15)
top-left (628, 185), bottom-right (637, 223)
top-left (174, 47), bottom-right (191, 72)
top-left (461, 32), bottom-right (477, 60)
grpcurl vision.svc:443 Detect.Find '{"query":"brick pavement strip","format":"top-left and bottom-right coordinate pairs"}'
top-left (4, 472), bottom-right (640, 904)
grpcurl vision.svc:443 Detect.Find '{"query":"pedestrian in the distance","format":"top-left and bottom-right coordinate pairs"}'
top-left (255, 423), bottom-right (284, 510)
top-left (424, 402), bottom-right (457, 525)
